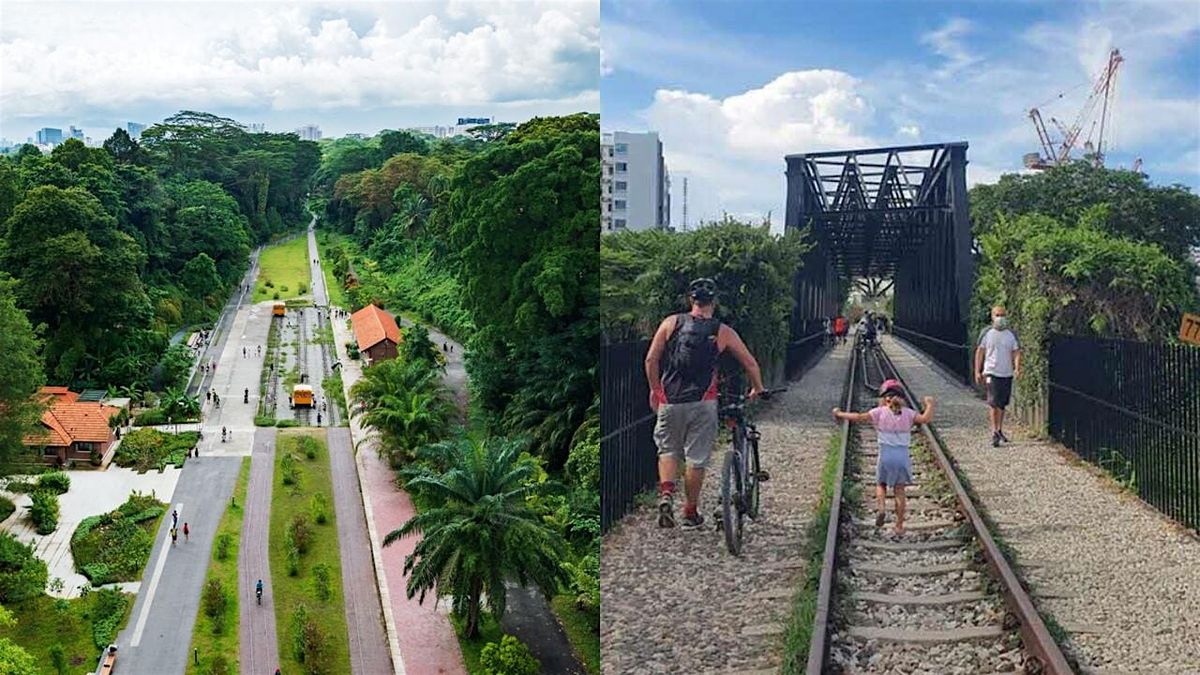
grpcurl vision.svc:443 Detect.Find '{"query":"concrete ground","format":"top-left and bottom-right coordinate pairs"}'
top-left (0, 466), bottom-right (182, 598)
top-left (113, 456), bottom-right (241, 674)
top-left (198, 299), bottom-right (273, 458)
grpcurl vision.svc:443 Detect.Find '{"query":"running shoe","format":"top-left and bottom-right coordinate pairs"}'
top-left (875, 511), bottom-right (886, 527)
top-left (998, 430), bottom-right (1010, 444)
top-left (991, 431), bottom-right (1001, 448)
top-left (657, 493), bottom-right (675, 528)
top-left (681, 511), bottom-right (705, 530)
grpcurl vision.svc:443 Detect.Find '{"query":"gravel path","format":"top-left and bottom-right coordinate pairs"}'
top-left (882, 335), bottom-right (1200, 673)
top-left (240, 428), bottom-right (279, 674)
top-left (600, 344), bottom-right (847, 674)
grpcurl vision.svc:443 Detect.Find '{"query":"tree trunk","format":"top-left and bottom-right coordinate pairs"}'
top-left (466, 583), bottom-right (482, 638)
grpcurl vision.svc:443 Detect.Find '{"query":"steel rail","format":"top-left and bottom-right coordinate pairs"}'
top-left (874, 344), bottom-right (1073, 674)
top-left (804, 340), bottom-right (858, 674)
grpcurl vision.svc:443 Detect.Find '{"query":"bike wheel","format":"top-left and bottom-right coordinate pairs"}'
top-left (721, 451), bottom-right (743, 555)
top-left (747, 438), bottom-right (762, 519)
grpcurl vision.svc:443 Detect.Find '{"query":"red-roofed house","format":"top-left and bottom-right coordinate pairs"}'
top-left (351, 304), bottom-right (402, 365)
top-left (24, 386), bottom-right (121, 467)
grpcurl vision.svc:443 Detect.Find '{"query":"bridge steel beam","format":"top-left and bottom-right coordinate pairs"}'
top-left (784, 142), bottom-right (974, 381)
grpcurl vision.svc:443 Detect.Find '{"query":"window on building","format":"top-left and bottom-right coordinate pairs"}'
top-left (615, 143), bottom-right (628, 153)
top-left (606, 166), bottom-right (613, 175)
top-left (606, 203), bottom-right (612, 212)
top-left (615, 181), bottom-right (627, 190)
top-left (614, 219), bottom-right (627, 228)
top-left (616, 162), bottom-right (627, 172)
top-left (614, 200), bottom-right (626, 210)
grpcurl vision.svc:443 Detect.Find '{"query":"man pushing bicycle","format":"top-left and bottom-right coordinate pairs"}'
top-left (645, 278), bottom-right (765, 530)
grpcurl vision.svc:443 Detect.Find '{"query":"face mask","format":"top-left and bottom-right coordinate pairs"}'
top-left (993, 316), bottom-right (1009, 330)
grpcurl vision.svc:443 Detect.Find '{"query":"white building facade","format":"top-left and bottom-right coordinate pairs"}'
top-left (600, 131), bottom-right (670, 234)
top-left (295, 124), bottom-right (322, 141)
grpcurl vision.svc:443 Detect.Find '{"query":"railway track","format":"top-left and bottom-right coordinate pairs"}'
top-left (806, 336), bottom-right (1071, 674)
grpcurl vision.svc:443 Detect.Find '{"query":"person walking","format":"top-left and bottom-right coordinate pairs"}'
top-left (834, 379), bottom-right (935, 535)
top-left (183, 522), bottom-right (190, 543)
top-left (834, 314), bottom-right (849, 344)
top-left (823, 317), bottom-right (833, 345)
top-left (975, 305), bottom-right (1021, 447)
top-left (170, 527), bottom-right (178, 546)
top-left (644, 278), bottom-right (766, 530)
top-left (172, 509), bottom-right (178, 528)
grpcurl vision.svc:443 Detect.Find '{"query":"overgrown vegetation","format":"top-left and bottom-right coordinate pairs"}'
top-left (71, 491), bottom-right (166, 585)
top-left (0, 112), bottom-right (318, 398)
top-left (970, 163), bottom-right (1200, 426)
top-left (781, 432), bottom-right (846, 674)
top-left (601, 218), bottom-right (811, 382)
top-left (0, 588), bottom-right (134, 673)
top-left (113, 429), bottom-right (197, 472)
top-left (186, 457), bottom-right (249, 675)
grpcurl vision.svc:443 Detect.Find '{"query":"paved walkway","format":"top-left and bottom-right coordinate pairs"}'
top-left (328, 427), bottom-right (394, 674)
top-left (198, 299), bottom-right (272, 458)
top-left (114, 456), bottom-right (241, 673)
top-left (883, 335), bottom-right (1200, 672)
top-left (239, 428), bottom-right (279, 675)
top-left (332, 310), bottom-right (464, 675)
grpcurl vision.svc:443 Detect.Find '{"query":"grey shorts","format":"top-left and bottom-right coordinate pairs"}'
top-left (986, 375), bottom-right (1013, 409)
top-left (653, 399), bottom-right (719, 469)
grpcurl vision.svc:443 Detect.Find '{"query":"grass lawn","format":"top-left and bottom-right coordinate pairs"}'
top-left (550, 595), bottom-right (600, 675)
top-left (113, 429), bottom-right (198, 472)
top-left (452, 613), bottom-right (504, 675)
top-left (186, 457), bottom-right (250, 675)
top-left (71, 492), bottom-right (167, 585)
top-left (317, 232), bottom-right (350, 310)
top-left (0, 591), bottom-right (133, 674)
top-left (270, 429), bottom-right (350, 674)
top-left (255, 235), bottom-right (311, 303)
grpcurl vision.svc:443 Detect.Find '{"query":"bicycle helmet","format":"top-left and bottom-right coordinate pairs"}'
top-left (879, 378), bottom-right (904, 398)
top-left (688, 277), bottom-right (717, 302)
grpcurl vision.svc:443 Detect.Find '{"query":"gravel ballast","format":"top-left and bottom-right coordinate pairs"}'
top-left (883, 335), bottom-right (1200, 673)
top-left (600, 344), bottom-right (848, 674)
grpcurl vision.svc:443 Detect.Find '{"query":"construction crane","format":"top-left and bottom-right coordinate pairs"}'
top-left (1024, 48), bottom-right (1124, 170)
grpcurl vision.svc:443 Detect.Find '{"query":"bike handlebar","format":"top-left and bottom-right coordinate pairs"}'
top-left (719, 387), bottom-right (788, 414)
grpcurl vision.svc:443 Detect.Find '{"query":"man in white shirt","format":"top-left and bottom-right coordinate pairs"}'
top-left (974, 305), bottom-right (1021, 448)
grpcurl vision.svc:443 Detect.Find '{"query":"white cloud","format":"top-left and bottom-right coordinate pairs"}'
top-left (920, 18), bottom-right (980, 77)
top-left (640, 70), bottom-right (878, 225)
top-left (898, 124), bottom-right (921, 139)
top-left (0, 1), bottom-right (600, 119)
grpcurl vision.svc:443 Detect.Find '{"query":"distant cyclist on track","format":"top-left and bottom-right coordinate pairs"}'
top-left (645, 278), bottom-right (766, 530)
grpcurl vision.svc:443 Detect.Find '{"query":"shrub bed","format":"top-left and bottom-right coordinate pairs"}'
top-left (113, 429), bottom-right (198, 472)
top-left (71, 492), bottom-right (167, 585)
top-left (270, 430), bottom-right (349, 674)
top-left (29, 490), bottom-right (59, 534)
top-left (0, 497), bottom-right (14, 523)
top-left (37, 472), bottom-right (71, 495)
top-left (0, 533), bottom-right (48, 602)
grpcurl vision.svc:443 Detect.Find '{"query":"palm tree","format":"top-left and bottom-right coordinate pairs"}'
top-left (383, 436), bottom-right (569, 638)
top-left (350, 359), bottom-right (455, 464)
top-left (160, 388), bottom-right (200, 434)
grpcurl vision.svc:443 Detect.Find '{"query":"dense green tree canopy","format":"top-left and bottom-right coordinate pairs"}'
top-left (0, 278), bottom-right (44, 466)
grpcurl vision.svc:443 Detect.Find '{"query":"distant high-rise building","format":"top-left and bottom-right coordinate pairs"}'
top-left (248, 123), bottom-right (266, 134)
top-left (36, 128), bottom-right (63, 146)
top-left (344, 133), bottom-right (366, 140)
top-left (600, 131), bottom-right (670, 234)
top-left (69, 126), bottom-right (84, 140)
top-left (295, 124), bottom-right (322, 141)
top-left (126, 122), bottom-right (146, 139)
top-left (412, 125), bottom-right (450, 138)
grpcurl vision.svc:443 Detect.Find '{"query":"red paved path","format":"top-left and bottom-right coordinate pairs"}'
top-left (327, 427), bottom-right (394, 674)
top-left (361, 443), bottom-right (467, 674)
top-left (240, 428), bottom-right (280, 674)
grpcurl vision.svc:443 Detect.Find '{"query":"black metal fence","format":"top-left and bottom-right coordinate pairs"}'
top-left (786, 330), bottom-right (828, 379)
top-left (1048, 334), bottom-right (1200, 531)
top-left (892, 323), bottom-right (971, 383)
top-left (600, 340), bottom-right (656, 532)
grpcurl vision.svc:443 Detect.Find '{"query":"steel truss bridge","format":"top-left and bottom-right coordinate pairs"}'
top-left (784, 142), bottom-right (975, 379)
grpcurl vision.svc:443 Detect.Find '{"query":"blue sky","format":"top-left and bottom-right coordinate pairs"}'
top-left (602, 0), bottom-right (1200, 227)
top-left (1, 1), bottom-right (599, 144)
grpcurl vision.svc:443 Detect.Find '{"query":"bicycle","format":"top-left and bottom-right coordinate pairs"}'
top-left (715, 388), bottom-right (787, 555)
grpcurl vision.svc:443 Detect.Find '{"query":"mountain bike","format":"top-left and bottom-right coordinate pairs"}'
top-left (715, 388), bottom-right (787, 555)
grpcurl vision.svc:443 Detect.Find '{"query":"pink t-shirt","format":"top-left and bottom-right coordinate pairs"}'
top-left (868, 406), bottom-right (917, 448)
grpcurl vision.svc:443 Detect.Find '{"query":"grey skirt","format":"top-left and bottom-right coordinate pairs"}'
top-left (876, 443), bottom-right (913, 487)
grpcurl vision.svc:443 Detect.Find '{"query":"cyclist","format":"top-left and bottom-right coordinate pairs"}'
top-left (861, 311), bottom-right (878, 346)
top-left (645, 278), bottom-right (765, 530)
top-left (256, 579), bottom-right (263, 605)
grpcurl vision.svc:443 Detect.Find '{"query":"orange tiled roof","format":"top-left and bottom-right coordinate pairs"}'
top-left (24, 387), bottom-right (119, 448)
top-left (351, 304), bottom-right (402, 352)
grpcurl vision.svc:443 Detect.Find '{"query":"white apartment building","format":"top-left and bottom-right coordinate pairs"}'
top-left (600, 131), bottom-right (670, 234)
top-left (295, 124), bottom-right (322, 141)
